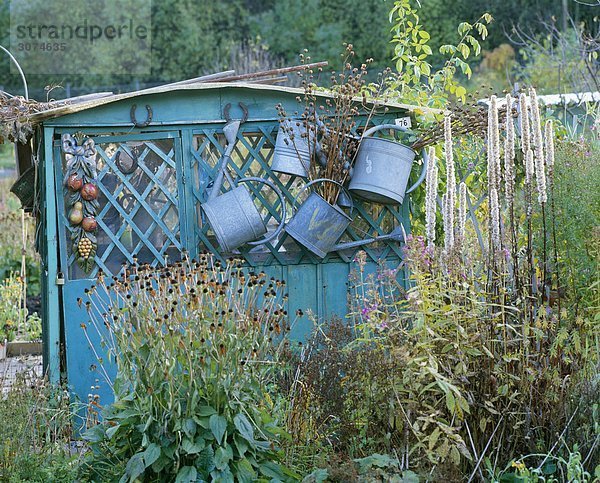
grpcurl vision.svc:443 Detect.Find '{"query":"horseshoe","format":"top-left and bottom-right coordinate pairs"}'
top-left (130, 104), bottom-right (153, 127)
top-left (115, 150), bottom-right (139, 174)
top-left (223, 102), bottom-right (248, 123)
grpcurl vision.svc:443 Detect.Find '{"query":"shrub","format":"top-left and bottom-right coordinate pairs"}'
top-left (0, 373), bottom-right (80, 482)
top-left (81, 255), bottom-right (300, 482)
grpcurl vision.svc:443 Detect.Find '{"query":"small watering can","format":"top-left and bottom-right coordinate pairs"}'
top-left (285, 178), bottom-right (355, 258)
top-left (272, 119), bottom-right (328, 177)
top-left (349, 124), bottom-right (428, 205)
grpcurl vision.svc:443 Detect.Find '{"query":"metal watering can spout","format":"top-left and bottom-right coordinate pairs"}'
top-left (331, 224), bottom-right (406, 251)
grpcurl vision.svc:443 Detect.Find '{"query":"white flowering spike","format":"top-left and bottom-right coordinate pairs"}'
top-left (443, 193), bottom-right (454, 253)
top-left (444, 115), bottom-right (455, 251)
top-left (425, 147), bottom-right (438, 247)
top-left (525, 148), bottom-right (534, 184)
top-left (504, 94), bottom-right (516, 204)
top-left (487, 96), bottom-right (501, 192)
top-left (490, 187), bottom-right (501, 254)
top-left (544, 119), bottom-right (555, 182)
top-left (525, 148), bottom-right (534, 216)
top-left (457, 182), bottom-right (468, 244)
top-left (519, 93), bottom-right (530, 155)
top-left (529, 88), bottom-right (547, 204)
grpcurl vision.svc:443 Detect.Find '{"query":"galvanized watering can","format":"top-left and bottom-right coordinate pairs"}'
top-left (202, 102), bottom-right (286, 252)
top-left (285, 179), bottom-right (355, 258)
top-left (203, 176), bottom-right (286, 252)
top-left (272, 119), bottom-right (329, 177)
top-left (349, 124), bottom-right (428, 205)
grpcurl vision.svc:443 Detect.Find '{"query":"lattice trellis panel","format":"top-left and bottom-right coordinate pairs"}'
top-left (61, 136), bottom-right (183, 279)
top-left (190, 122), bottom-right (409, 266)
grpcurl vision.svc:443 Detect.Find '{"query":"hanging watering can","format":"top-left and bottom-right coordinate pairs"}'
top-left (272, 120), bottom-right (313, 177)
top-left (349, 124), bottom-right (428, 205)
top-left (202, 176), bottom-right (286, 252)
top-left (202, 101), bottom-right (286, 252)
top-left (285, 179), bottom-right (354, 258)
top-left (272, 119), bottom-right (329, 177)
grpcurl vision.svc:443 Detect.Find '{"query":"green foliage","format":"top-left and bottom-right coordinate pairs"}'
top-left (287, 124), bottom-right (599, 479)
top-left (551, 138), bottom-right (600, 313)
top-left (490, 448), bottom-right (598, 482)
top-left (516, 28), bottom-right (599, 94)
top-left (0, 178), bottom-right (40, 297)
top-left (388, 0), bottom-right (492, 107)
top-left (252, 0), bottom-right (393, 72)
top-left (0, 375), bottom-right (80, 482)
top-left (81, 255), bottom-right (300, 482)
top-left (0, 274), bottom-right (25, 342)
top-left (303, 453), bottom-right (419, 482)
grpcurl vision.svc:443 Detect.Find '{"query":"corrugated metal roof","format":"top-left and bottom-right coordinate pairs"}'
top-left (29, 81), bottom-right (440, 123)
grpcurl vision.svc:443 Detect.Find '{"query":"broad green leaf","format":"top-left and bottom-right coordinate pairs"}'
top-left (142, 443), bottom-right (161, 467)
top-left (401, 470), bottom-right (420, 483)
top-left (210, 467), bottom-right (234, 483)
top-left (175, 465), bottom-right (197, 483)
top-left (234, 434), bottom-right (249, 456)
top-left (106, 424), bottom-right (120, 439)
top-left (210, 414), bottom-right (227, 444)
top-left (182, 436), bottom-right (205, 454)
top-left (235, 458), bottom-right (257, 483)
top-left (450, 445), bottom-right (461, 465)
top-left (214, 444), bottom-right (234, 470)
top-left (125, 453), bottom-right (145, 482)
top-left (259, 461), bottom-right (285, 479)
top-left (303, 468), bottom-right (328, 483)
top-left (183, 418), bottom-right (197, 438)
top-left (198, 405), bottom-right (217, 416)
top-left (233, 413), bottom-right (255, 443)
top-left (445, 389), bottom-right (456, 413)
top-left (197, 445), bottom-right (216, 472)
top-left (456, 86), bottom-right (467, 100)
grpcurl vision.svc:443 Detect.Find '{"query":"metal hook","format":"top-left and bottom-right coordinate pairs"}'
top-left (223, 102), bottom-right (248, 123)
top-left (130, 104), bottom-right (153, 127)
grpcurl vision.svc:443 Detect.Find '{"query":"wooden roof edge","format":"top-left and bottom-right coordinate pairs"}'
top-left (28, 82), bottom-right (441, 123)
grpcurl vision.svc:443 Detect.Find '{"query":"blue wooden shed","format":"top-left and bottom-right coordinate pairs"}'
top-left (20, 82), bottom-right (425, 404)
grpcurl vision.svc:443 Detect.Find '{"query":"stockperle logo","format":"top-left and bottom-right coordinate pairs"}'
top-left (9, 0), bottom-right (151, 75)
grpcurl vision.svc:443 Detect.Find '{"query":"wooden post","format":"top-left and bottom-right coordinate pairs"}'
top-left (43, 127), bottom-right (61, 383)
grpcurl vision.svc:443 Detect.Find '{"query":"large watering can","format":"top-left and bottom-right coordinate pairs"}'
top-left (349, 124), bottom-right (428, 205)
top-left (203, 176), bottom-right (286, 252)
top-left (202, 102), bottom-right (286, 252)
top-left (285, 178), bottom-right (355, 258)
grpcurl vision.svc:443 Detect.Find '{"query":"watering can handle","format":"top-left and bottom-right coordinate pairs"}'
top-left (237, 177), bottom-right (287, 247)
top-left (291, 178), bottom-right (355, 216)
top-left (360, 123), bottom-right (427, 195)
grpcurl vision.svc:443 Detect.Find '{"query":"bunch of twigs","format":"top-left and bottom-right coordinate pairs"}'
top-left (278, 45), bottom-right (390, 205)
top-left (0, 93), bottom-right (50, 143)
top-left (411, 92), bottom-right (516, 151)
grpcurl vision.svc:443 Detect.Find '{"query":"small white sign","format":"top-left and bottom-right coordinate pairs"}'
top-left (394, 117), bottom-right (412, 129)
